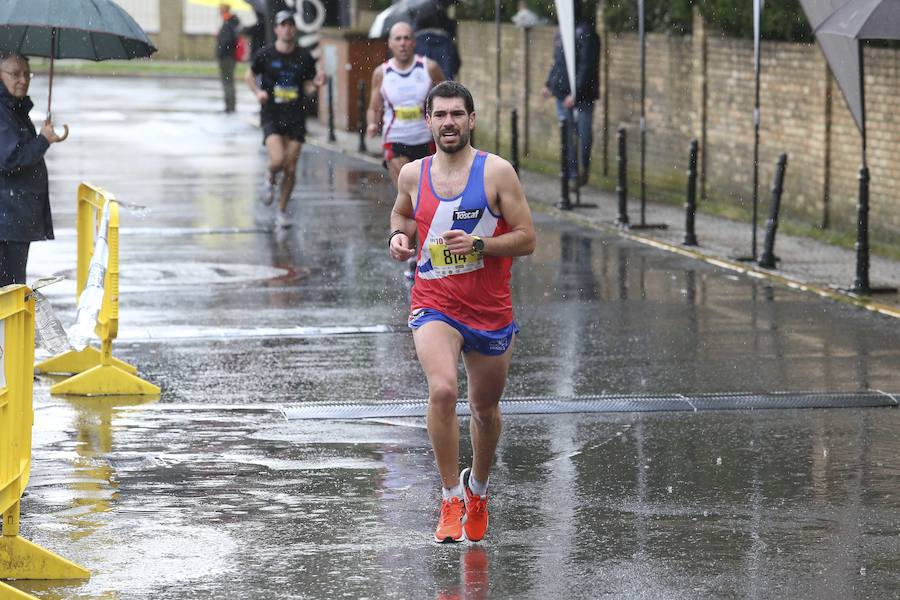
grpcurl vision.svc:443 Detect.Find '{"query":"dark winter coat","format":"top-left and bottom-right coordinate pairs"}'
top-left (545, 22), bottom-right (601, 103)
top-left (216, 14), bottom-right (241, 59)
top-left (415, 30), bottom-right (460, 81)
top-left (0, 86), bottom-right (53, 242)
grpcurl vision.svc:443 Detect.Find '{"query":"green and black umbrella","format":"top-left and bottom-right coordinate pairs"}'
top-left (0, 0), bottom-right (156, 133)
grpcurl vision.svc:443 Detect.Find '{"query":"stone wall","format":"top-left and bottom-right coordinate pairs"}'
top-left (159, 5), bottom-right (898, 244)
top-left (452, 14), bottom-right (900, 244)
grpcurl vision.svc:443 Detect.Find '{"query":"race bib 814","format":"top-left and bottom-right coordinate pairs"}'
top-left (428, 242), bottom-right (482, 269)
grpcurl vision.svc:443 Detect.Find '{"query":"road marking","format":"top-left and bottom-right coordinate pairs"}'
top-left (115, 324), bottom-right (399, 342)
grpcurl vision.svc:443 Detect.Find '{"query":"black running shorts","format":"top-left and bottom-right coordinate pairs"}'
top-left (262, 118), bottom-right (307, 144)
top-left (382, 141), bottom-right (436, 168)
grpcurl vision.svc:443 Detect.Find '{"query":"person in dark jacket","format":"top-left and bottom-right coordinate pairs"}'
top-left (0, 53), bottom-right (66, 286)
top-left (216, 3), bottom-right (243, 113)
top-left (543, 17), bottom-right (601, 187)
top-left (414, 3), bottom-right (461, 80)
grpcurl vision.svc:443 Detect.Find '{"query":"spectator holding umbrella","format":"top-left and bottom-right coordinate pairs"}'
top-left (0, 0), bottom-right (156, 285)
top-left (0, 52), bottom-right (66, 286)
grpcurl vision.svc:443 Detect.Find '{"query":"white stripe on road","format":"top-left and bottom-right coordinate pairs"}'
top-left (115, 324), bottom-right (397, 342)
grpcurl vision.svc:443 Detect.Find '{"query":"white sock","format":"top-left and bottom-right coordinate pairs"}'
top-left (442, 484), bottom-right (463, 500)
top-left (468, 473), bottom-right (488, 496)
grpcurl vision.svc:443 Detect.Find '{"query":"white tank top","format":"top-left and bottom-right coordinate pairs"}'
top-left (381, 55), bottom-right (433, 145)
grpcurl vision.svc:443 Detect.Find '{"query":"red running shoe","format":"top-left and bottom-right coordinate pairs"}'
top-left (460, 468), bottom-right (488, 542)
top-left (434, 496), bottom-right (465, 543)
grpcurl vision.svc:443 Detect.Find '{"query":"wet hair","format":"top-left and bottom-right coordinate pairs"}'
top-left (425, 81), bottom-right (475, 116)
top-left (0, 52), bottom-right (28, 66)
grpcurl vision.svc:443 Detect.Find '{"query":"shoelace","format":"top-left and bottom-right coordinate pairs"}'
top-left (440, 498), bottom-right (465, 526)
top-left (466, 494), bottom-right (487, 514)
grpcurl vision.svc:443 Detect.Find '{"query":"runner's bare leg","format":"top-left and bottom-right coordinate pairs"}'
top-left (279, 139), bottom-right (304, 211)
top-left (414, 320), bottom-right (465, 488)
top-left (265, 134), bottom-right (286, 184)
top-left (462, 339), bottom-right (514, 484)
top-left (388, 156), bottom-right (412, 189)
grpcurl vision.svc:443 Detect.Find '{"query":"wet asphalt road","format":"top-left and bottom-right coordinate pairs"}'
top-left (7, 76), bottom-right (900, 599)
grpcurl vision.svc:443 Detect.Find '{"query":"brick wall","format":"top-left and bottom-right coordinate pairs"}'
top-left (604, 32), bottom-right (694, 198)
top-left (454, 16), bottom-right (900, 244)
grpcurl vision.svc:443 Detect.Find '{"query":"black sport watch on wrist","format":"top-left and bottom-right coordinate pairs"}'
top-left (472, 236), bottom-right (485, 253)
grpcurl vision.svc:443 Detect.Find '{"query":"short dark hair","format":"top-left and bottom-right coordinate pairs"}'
top-left (426, 81), bottom-right (475, 116)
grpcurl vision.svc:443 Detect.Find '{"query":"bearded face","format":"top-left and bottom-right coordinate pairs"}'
top-left (435, 122), bottom-right (470, 154)
top-left (427, 96), bottom-right (475, 154)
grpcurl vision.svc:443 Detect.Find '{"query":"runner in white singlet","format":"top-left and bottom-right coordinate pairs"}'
top-left (366, 22), bottom-right (445, 188)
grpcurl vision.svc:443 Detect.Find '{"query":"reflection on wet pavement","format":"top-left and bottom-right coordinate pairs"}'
top-left (19, 399), bottom-right (900, 597)
top-left (10, 76), bottom-right (898, 599)
top-left (17, 386), bottom-right (900, 599)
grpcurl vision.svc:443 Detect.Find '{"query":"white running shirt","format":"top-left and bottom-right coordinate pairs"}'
top-left (381, 55), bottom-right (433, 145)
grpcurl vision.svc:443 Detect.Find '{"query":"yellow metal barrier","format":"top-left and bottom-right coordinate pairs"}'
top-left (35, 183), bottom-right (160, 396)
top-left (0, 285), bottom-right (89, 599)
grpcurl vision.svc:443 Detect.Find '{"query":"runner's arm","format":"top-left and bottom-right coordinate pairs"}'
top-left (305, 55), bottom-right (326, 95)
top-left (245, 65), bottom-right (267, 103)
top-left (366, 67), bottom-right (384, 138)
top-left (389, 162), bottom-right (419, 261)
top-left (305, 72), bottom-right (326, 96)
top-left (443, 156), bottom-right (535, 257)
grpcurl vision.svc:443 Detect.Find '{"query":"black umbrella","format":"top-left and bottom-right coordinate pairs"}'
top-left (369, 0), bottom-right (455, 39)
top-left (370, 1), bottom-right (416, 38)
top-left (800, 0), bottom-right (898, 293)
top-left (0, 0), bottom-right (156, 137)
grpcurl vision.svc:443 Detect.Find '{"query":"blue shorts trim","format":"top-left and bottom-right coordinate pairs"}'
top-left (408, 308), bottom-right (518, 356)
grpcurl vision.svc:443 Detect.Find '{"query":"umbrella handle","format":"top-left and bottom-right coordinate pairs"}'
top-left (44, 118), bottom-right (69, 143)
top-left (47, 28), bottom-right (56, 118)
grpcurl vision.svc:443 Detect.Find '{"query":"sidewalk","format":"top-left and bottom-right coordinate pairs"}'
top-left (305, 119), bottom-right (900, 319)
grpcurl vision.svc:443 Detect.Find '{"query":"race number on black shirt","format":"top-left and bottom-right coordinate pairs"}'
top-left (251, 45), bottom-right (317, 122)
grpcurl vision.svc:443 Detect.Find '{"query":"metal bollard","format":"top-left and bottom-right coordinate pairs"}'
top-left (327, 76), bottom-right (336, 143)
top-left (757, 153), bottom-right (788, 269)
top-left (559, 120), bottom-right (572, 210)
top-left (852, 165), bottom-right (871, 292)
top-left (511, 109), bottom-right (519, 174)
top-left (357, 79), bottom-right (367, 153)
top-left (615, 127), bottom-right (629, 227)
top-left (683, 139), bottom-right (699, 246)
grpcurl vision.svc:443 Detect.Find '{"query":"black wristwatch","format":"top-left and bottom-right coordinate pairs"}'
top-left (472, 236), bottom-right (485, 253)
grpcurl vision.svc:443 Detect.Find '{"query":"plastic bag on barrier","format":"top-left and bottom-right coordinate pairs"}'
top-left (32, 289), bottom-right (74, 356)
top-left (69, 204), bottom-right (110, 351)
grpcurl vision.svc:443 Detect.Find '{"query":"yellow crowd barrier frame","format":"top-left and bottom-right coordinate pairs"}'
top-left (1, 285), bottom-right (89, 599)
top-left (35, 183), bottom-right (160, 396)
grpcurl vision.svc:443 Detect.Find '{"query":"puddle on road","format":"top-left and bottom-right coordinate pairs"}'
top-left (17, 392), bottom-right (900, 599)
